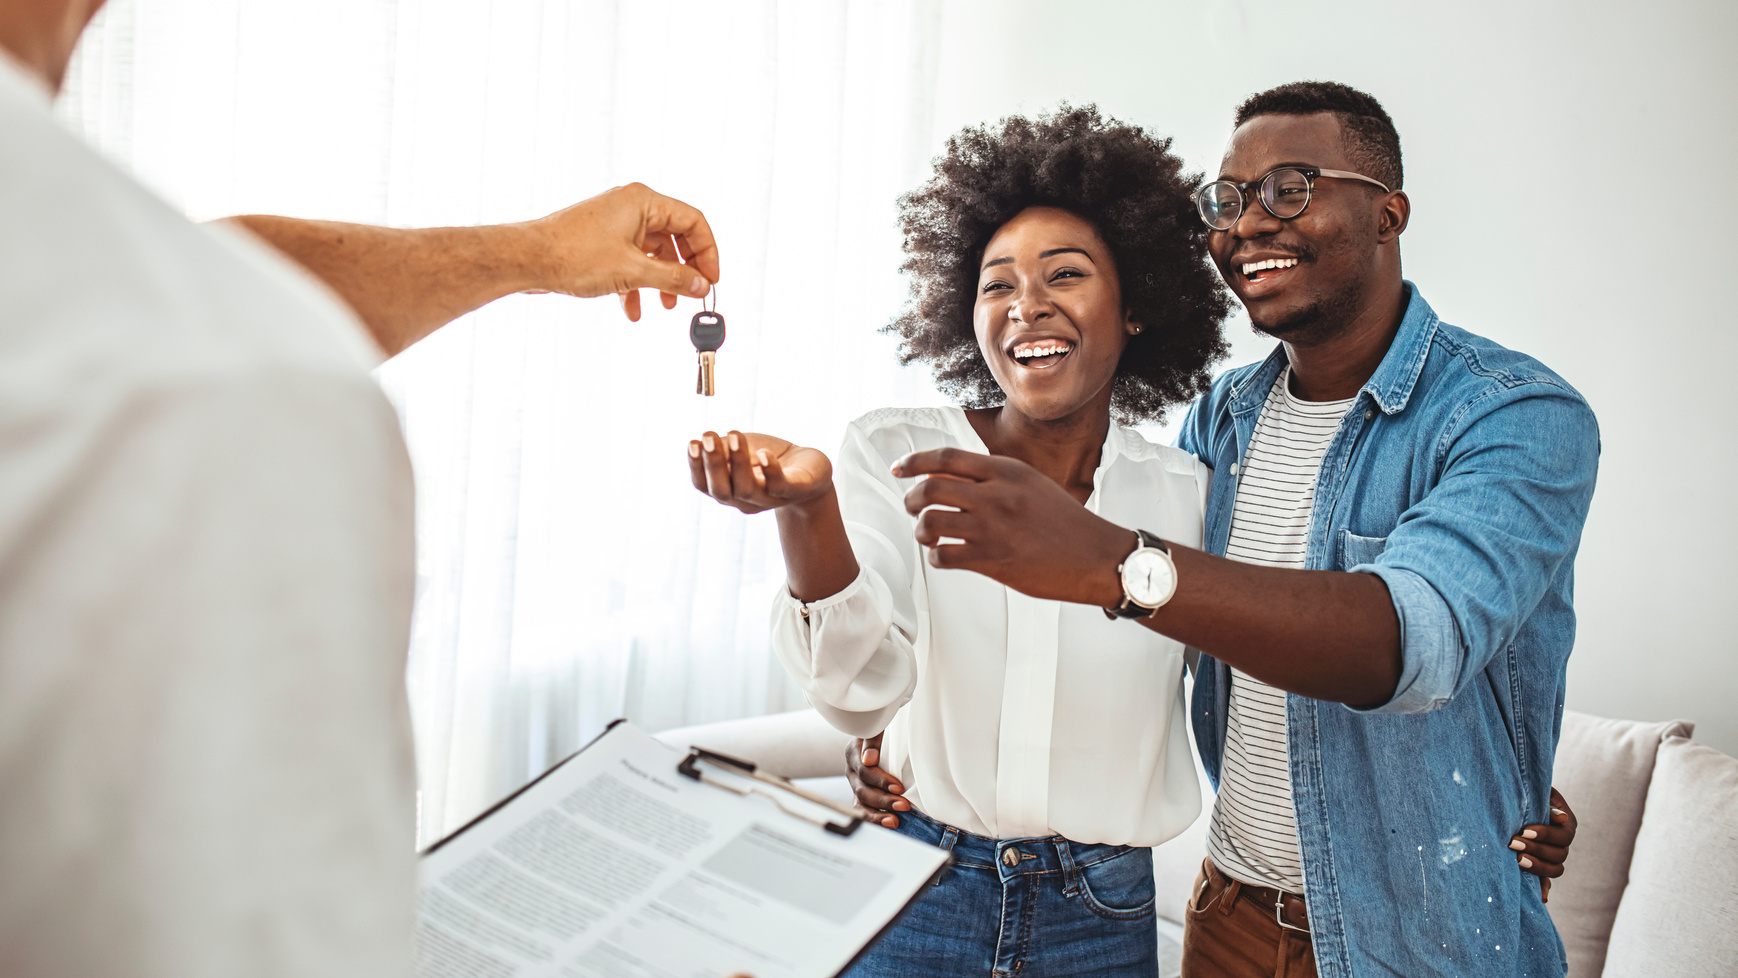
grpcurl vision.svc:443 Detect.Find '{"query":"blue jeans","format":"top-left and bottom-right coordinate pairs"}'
top-left (845, 808), bottom-right (1159, 978)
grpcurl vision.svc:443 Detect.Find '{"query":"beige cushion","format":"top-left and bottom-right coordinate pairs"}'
top-left (1546, 711), bottom-right (1693, 977)
top-left (1602, 736), bottom-right (1738, 977)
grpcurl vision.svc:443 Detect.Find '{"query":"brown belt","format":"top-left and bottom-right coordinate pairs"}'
top-left (1236, 879), bottom-right (1310, 934)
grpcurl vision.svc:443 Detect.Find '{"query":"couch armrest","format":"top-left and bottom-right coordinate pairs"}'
top-left (655, 709), bottom-right (852, 780)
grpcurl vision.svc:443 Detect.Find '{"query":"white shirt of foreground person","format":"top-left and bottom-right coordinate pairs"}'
top-left (0, 55), bottom-right (416, 978)
top-left (773, 406), bottom-right (1208, 846)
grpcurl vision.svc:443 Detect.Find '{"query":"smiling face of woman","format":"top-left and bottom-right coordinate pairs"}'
top-left (973, 206), bottom-right (1138, 424)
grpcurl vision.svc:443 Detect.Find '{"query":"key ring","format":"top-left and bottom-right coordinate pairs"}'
top-left (704, 285), bottom-right (718, 314)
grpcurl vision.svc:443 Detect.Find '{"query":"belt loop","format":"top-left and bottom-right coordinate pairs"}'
top-left (930, 826), bottom-right (959, 886)
top-left (1055, 838), bottom-right (1080, 898)
top-left (1220, 877), bottom-right (1242, 917)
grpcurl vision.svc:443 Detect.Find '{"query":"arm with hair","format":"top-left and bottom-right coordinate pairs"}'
top-left (227, 183), bottom-right (719, 356)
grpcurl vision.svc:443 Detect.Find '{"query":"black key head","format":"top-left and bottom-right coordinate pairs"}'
top-left (690, 311), bottom-right (726, 353)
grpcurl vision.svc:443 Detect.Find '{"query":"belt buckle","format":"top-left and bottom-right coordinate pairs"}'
top-left (1275, 895), bottom-right (1309, 933)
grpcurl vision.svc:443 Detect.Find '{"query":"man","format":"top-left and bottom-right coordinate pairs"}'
top-left (0, 3), bottom-right (717, 976)
top-left (880, 82), bottom-right (1598, 977)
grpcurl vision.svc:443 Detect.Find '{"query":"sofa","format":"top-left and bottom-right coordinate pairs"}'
top-left (659, 707), bottom-right (1738, 977)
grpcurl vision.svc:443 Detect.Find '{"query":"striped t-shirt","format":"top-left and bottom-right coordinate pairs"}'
top-left (1204, 368), bottom-right (1356, 895)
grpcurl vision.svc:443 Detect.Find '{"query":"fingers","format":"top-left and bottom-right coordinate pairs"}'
top-left (845, 734), bottom-right (887, 778)
top-left (636, 186), bottom-right (721, 287)
top-left (902, 473), bottom-right (981, 517)
top-left (844, 733), bottom-right (906, 828)
top-left (913, 507), bottom-right (972, 547)
top-left (891, 447), bottom-right (1001, 482)
top-left (1541, 878), bottom-right (1552, 903)
top-left (619, 289), bottom-right (642, 322)
top-left (861, 732), bottom-right (883, 769)
top-left (758, 449), bottom-right (799, 501)
top-left (1516, 853), bottom-right (1565, 878)
top-left (1514, 789), bottom-right (1576, 881)
top-left (854, 778), bottom-right (909, 818)
top-left (1520, 819), bottom-right (1575, 849)
top-left (625, 252), bottom-right (711, 300)
top-left (693, 431), bottom-right (765, 512)
top-left (1549, 787), bottom-right (1579, 838)
top-left (687, 439), bottom-right (709, 494)
top-left (1509, 834), bottom-right (1568, 874)
top-left (725, 431), bottom-right (763, 499)
top-left (645, 235), bottom-right (686, 310)
top-left (925, 542), bottom-right (983, 570)
top-left (1524, 841), bottom-right (1569, 866)
top-left (698, 432), bottom-right (736, 503)
top-left (688, 433), bottom-right (817, 514)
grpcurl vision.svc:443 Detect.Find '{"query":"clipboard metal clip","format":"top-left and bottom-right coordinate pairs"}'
top-left (678, 747), bottom-right (877, 837)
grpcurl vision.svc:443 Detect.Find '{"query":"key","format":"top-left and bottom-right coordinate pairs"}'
top-left (690, 309), bottom-right (726, 396)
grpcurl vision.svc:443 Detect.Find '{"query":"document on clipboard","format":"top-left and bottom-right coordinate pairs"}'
top-left (416, 721), bottom-right (949, 978)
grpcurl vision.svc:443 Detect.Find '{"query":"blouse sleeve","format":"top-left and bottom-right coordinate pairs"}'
top-left (768, 418), bottom-right (922, 738)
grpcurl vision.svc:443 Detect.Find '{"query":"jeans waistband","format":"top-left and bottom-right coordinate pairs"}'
top-left (897, 807), bottom-right (1140, 879)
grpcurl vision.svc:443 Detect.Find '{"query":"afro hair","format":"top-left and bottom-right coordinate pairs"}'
top-left (887, 104), bottom-right (1230, 424)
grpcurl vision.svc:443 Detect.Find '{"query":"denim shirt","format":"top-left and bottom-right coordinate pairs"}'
top-left (1176, 284), bottom-right (1599, 978)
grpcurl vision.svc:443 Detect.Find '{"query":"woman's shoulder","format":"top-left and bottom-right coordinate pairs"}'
top-left (834, 406), bottom-right (973, 475)
top-left (849, 405), bottom-right (965, 435)
top-left (844, 406), bottom-right (972, 459)
top-left (1111, 426), bottom-right (1211, 480)
top-left (1108, 427), bottom-right (1212, 537)
top-left (833, 407), bottom-right (971, 492)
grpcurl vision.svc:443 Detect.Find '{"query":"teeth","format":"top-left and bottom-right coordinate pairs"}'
top-left (1013, 341), bottom-right (1070, 359)
top-left (1241, 257), bottom-right (1299, 276)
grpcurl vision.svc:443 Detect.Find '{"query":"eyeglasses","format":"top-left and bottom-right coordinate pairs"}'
top-left (1194, 166), bottom-right (1391, 231)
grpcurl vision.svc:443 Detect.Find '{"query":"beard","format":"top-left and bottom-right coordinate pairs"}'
top-left (1248, 257), bottom-right (1372, 348)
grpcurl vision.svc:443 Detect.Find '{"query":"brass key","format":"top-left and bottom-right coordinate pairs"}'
top-left (690, 309), bottom-right (726, 396)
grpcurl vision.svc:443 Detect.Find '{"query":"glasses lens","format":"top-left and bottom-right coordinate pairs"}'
top-left (1197, 183), bottom-right (1241, 230)
top-left (1262, 168), bottom-right (1312, 219)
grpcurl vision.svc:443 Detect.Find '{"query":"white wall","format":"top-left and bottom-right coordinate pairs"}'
top-left (925, 0), bottom-right (1738, 754)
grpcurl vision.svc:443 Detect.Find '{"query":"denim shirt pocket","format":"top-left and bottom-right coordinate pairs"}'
top-left (1339, 530), bottom-right (1389, 571)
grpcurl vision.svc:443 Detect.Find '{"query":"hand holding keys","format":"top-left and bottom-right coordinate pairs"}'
top-left (690, 301), bottom-right (726, 396)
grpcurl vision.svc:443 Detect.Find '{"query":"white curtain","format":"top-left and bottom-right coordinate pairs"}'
top-left (60, 0), bottom-right (950, 846)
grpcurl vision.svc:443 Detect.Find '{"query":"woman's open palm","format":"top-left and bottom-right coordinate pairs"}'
top-left (688, 430), bottom-right (834, 514)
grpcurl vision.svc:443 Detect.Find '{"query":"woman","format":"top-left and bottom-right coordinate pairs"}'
top-left (687, 106), bottom-right (1223, 977)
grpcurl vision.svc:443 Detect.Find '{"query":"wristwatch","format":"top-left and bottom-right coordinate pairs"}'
top-left (1104, 529), bottom-right (1178, 620)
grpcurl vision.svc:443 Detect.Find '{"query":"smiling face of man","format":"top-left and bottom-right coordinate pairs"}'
top-left (1208, 111), bottom-right (1406, 344)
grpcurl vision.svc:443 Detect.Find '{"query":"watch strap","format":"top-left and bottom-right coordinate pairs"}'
top-left (1105, 529), bottom-right (1172, 620)
top-left (1136, 528), bottom-right (1169, 555)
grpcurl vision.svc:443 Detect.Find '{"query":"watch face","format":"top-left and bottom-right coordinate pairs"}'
top-left (1121, 549), bottom-right (1176, 607)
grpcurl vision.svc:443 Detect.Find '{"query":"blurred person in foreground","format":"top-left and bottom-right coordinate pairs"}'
top-left (0, 2), bottom-right (717, 976)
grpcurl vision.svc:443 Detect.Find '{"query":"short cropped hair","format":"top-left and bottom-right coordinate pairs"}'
top-left (1235, 81), bottom-right (1403, 191)
top-left (889, 105), bottom-right (1230, 424)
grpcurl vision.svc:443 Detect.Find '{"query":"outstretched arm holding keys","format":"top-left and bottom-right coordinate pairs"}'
top-left (229, 182), bottom-right (721, 356)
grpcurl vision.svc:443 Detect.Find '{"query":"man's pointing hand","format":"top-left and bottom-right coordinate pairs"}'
top-left (891, 448), bottom-right (1131, 607)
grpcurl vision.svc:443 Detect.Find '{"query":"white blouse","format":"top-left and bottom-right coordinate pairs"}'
top-left (770, 406), bottom-right (1210, 846)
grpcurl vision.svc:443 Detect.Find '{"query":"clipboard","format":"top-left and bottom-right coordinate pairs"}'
top-left (676, 745), bottom-right (876, 837)
top-left (415, 719), bottom-right (951, 978)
